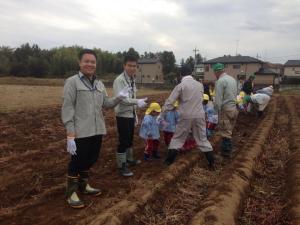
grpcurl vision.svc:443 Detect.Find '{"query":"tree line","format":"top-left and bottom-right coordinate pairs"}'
top-left (0, 43), bottom-right (204, 82)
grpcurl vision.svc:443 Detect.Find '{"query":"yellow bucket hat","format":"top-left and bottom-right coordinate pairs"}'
top-left (145, 102), bottom-right (161, 115)
top-left (203, 94), bottom-right (209, 101)
top-left (173, 100), bottom-right (179, 107)
top-left (239, 91), bottom-right (245, 98)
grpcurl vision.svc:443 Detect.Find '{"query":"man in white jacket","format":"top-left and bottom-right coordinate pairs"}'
top-left (113, 54), bottom-right (148, 177)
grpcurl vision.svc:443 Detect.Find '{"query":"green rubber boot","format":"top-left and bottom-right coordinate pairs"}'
top-left (78, 171), bottom-right (102, 196)
top-left (66, 176), bottom-right (85, 209)
top-left (126, 148), bottom-right (141, 166)
top-left (117, 153), bottom-right (133, 177)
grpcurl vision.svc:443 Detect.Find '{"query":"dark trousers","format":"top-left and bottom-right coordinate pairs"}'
top-left (116, 116), bottom-right (135, 153)
top-left (68, 135), bottom-right (102, 176)
top-left (163, 131), bottom-right (174, 146)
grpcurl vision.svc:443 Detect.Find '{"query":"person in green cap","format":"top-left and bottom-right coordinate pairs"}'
top-left (242, 73), bottom-right (255, 95)
top-left (213, 63), bottom-right (238, 157)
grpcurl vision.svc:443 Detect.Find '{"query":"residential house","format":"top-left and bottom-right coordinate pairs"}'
top-left (193, 64), bottom-right (205, 81)
top-left (135, 58), bottom-right (164, 84)
top-left (254, 67), bottom-right (279, 85)
top-left (265, 62), bottom-right (283, 76)
top-left (204, 55), bottom-right (263, 82)
top-left (284, 60), bottom-right (300, 78)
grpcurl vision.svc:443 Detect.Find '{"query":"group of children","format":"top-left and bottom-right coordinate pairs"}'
top-left (236, 85), bottom-right (273, 116)
top-left (138, 84), bottom-right (273, 161)
top-left (139, 95), bottom-right (218, 161)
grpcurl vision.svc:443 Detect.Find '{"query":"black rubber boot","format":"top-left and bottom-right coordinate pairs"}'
top-left (164, 149), bottom-right (171, 163)
top-left (144, 153), bottom-right (152, 161)
top-left (153, 150), bottom-right (161, 159)
top-left (221, 138), bottom-right (231, 157)
top-left (164, 149), bottom-right (178, 165)
top-left (204, 151), bottom-right (215, 170)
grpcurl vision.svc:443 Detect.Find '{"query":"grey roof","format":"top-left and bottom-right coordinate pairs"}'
top-left (284, 60), bottom-right (300, 67)
top-left (138, 58), bottom-right (160, 64)
top-left (254, 67), bottom-right (278, 75)
top-left (204, 55), bottom-right (262, 64)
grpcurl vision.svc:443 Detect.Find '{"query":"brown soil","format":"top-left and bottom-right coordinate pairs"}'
top-left (238, 96), bottom-right (292, 225)
top-left (188, 98), bottom-right (277, 225)
top-left (0, 94), bottom-right (167, 225)
top-left (285, 95), bottom-right (300, 225)
top-left (90, 103), bottom-right (267, 225)
top-left (0, 94), bottom-right (299, 225)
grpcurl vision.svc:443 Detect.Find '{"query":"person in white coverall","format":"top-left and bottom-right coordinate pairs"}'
top-left (244, 94), bottom-right (271, 117)
top-left (160, 64), bottom-right (215, 169)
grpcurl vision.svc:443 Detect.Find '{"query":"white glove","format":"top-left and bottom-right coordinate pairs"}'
top-left (67, 137), bottom-right (77, 155)
top-left (117, 86), bottom-right (130, 99)
top-left (135, 113), bottom-right (139, 126)
top-left (137, 98), bottom-right (148, 108)
top-left (156, 113), bottom-right (162, 123)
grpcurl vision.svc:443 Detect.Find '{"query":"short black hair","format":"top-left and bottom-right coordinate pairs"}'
top-left (180, 64), bottom-right (192, 76)
top-left (79, 49), bottom-right (97, 60)
top-left (124, 54), bottom-right (138, 64)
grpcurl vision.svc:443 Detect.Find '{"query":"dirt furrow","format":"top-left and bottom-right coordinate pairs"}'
top-left (285, 96), bottom-right (300, 225)
top-left (0, 113), bottom-right (261, 225)
top-left (78, 150), bottom-right (213, 225)
top-left (128, 162), bottom-right (220, 225)
top-left (0, 93), bottom-right (282, 225)
top-left (238, 96), bottom-right (292, 225)
top-left (189, 98), bottom-right (277, 225)
top-left (91, 113), bottom-right (263, 225)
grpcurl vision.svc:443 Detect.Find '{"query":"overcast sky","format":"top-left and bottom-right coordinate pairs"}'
top-left (1, 0), bottom-right (300, 63)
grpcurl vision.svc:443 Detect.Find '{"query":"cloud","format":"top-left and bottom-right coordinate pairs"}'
top-left (0, 0), bottom-right (300, 63)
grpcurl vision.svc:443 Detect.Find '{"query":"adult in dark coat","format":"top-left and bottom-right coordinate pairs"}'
top-left (242, 74), bottom-right (255, 95)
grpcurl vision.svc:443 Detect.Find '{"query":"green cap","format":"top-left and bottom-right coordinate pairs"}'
top-left (212, 63), bottom-right (225, 72)
top-left (243, 95), bottom-right (251, 103)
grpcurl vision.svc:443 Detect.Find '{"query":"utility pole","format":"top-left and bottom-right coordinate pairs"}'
top-left (141, 67), bottom-right (143, 85)
top-left (193, 47), bottom-right (199, 73)
top-left (256, 53), bottom-right (261, 59)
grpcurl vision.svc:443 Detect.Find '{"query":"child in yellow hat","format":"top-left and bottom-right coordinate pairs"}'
top-left (202, 94), bottom-right (218, 138)
top-left (159, 101), bottom-right (196, 152)
top-left (139, 102), bottom-right (162, 161)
